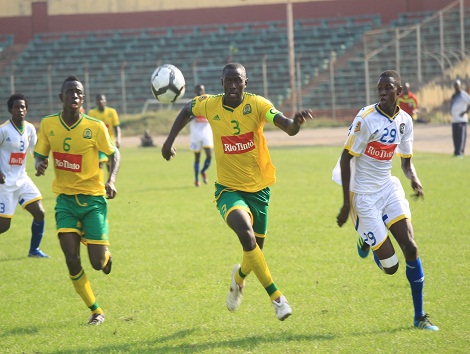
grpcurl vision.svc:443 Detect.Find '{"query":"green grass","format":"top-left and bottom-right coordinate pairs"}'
top-left (0, 146), bottom-right (469, 353)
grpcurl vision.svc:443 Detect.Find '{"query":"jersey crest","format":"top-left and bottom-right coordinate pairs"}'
top-left (399, 123), bottom-right (405, 134)
top-left (243, 104), bottom-right (252, 115)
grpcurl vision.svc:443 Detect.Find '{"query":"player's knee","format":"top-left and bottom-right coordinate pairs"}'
top-left (380, 254), bottom-right (399, 275)
top-left (402, 242), bottom-right (418, 260)
top-left (33, 208), bottom-right (46, 221)
top-left (0, 223), bottom-right (10, 234)
top-left (90, 257), bottom-right (105, 271)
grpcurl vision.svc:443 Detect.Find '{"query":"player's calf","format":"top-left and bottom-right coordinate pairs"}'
top-left (377, 253), bottom-right (399, 275)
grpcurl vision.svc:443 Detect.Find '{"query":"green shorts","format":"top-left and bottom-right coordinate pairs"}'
top-left (214, 183), bottom-right (270, 238)
top-left (55, 194), bottom-right (109, 245)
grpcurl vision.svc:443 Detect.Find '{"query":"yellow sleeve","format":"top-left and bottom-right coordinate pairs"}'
top-left (96, 121), bottom-right (116, 155)
top-left (34, 119), bottom-right (51, 158)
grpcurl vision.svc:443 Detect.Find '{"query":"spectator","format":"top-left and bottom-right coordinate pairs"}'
top-left (141, 129), bottom-right (155, 147)
top-left (450, 79), bottom-right (470, 157)
top-left (397, 82), bottom-right (419, 121)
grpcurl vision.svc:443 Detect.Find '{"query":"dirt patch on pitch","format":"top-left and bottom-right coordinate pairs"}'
top-left (122, 124), bottom-right (454, 155)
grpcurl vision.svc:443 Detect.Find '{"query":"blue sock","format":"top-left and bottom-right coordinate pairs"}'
top-left (406, 257), bottom-right (425, 320)
top-left (194, 162), bottom-right (200, 181)
top-left (201, 158), bottom-right (211, 174)
top-left (30, 220), bottom-right (45, 252)
top-left (373, 252), bottom-right (383, 271)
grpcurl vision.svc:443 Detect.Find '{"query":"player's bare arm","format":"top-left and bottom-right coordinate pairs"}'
top-left (34, 156), bottom-right (49, 176)
top-left (114, 126), bottom-right (122, 148)
top-left (273, 109), bottom-right (313, 136)
top-left (0, 171), bottom-right (5, 184)
top-left (106, 148), bottom-right (120, 199)
top-left (401, 157), bottom-right (424, 199)
top-left (337, 149), bottom-right (353, 227)
top-left (162, 101), bottom-right (193, 161)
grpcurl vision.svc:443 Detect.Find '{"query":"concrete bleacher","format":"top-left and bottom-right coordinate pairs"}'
top-left (0, 15), bottom-right (381, 120)
top-left (301, 7), bottom-right (470, 114)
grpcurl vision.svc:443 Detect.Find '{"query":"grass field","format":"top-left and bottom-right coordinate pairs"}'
top-left (0, 144), bottom-right (469, 353)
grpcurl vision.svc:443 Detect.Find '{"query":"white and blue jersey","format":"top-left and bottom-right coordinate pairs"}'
top-left (341, 103), bottom-right (413, 194)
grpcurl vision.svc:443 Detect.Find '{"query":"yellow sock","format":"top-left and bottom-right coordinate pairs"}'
top-left (236, 253), bottom-right (252, 285)
top-left (244, 244), bottom-right (282, 301)
top-left (70, 268), bottom-right (103, 314)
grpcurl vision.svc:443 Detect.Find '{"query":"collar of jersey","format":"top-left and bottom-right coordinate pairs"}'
top-left (9, 118), bottom-right (24, 134)
top-left (222, 93), bottom-right (245, 112)
top-left (59, 112), bottom-right (83, 130)
top-left (375, 103), bottom-right (399, 121)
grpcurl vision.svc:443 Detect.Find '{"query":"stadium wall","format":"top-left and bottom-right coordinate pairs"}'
top-left (0, 0), bottom-right (461, 43)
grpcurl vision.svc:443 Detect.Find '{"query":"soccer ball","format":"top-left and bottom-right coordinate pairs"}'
top-left (150, 64), bottom-right (186, 104)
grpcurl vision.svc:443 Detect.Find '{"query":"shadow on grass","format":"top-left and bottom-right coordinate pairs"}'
top-left (0, 256), bottom-right (29, 263)
top-left (0, 326), bottom-right (40, 336)
top-left (49, 329), bottom-right (335, 353)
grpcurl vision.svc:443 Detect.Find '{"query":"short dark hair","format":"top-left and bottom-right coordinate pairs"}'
top-left (61, 75), bottom-right (80, 92)
top-left (7, 93), bottom-right (28, 110)
top-left (379, 70), bottom-right (401, 87)
top-left (222, 62), bottom-right (246, 77)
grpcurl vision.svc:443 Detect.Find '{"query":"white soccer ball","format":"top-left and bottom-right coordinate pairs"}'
top-left (150, 64), bottom-right (186, 104)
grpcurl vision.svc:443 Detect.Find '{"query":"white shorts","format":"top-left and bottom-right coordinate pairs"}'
top-left (0, 176), bottom-right (42, 217)
top-left (190, 123), bottom-right (213, 152)
top-left (350, 176), bottom-right (410, 250)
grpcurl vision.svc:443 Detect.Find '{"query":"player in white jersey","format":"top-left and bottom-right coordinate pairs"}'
top-left (189, 84), bottom-right (213, 186)
top-left (0, 94), bottom-right (48, 258)
top-left (334, 70), bottom-right (438, 331)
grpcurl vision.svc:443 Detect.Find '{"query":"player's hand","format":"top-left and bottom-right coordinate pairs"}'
top-left (105, 181), bottom-right (117, 199)
top-left (336, 205), bottom-right (349, 227)
top-left (35, 158), bottom-right (49, 176)
top-left (411, 180), bottom-right (424, 200)
top-left (0, 172), bottom-right (5, 184)
top-left (293, 109), bottom-right (314, 125)
top-left (161, 144), bottom-right (176, 161)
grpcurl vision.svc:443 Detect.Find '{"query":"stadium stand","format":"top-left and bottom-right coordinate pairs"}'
top-left (0, 5), bottom-right (468, 120)
top-left (0, 15), bottom-right (381, 119)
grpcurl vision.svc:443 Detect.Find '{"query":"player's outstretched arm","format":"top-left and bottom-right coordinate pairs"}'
top-left (162, 101), bottom-right (192, 161)
top-left (337, 149), bottom-right (353, 227)
top-left (106, 147), bottom-right (120, 199)
top-left (34, 156), bottom-right (49, 177)
top-left (401, 157), bottom-right (424, 199)
top-left (273, 109), bottom-right (313, 136)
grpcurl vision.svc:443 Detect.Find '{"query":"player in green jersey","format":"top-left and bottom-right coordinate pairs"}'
top-left (162, 62), bottom-right (313, 320)
top-left (34, 76), bottom-right (120, 326)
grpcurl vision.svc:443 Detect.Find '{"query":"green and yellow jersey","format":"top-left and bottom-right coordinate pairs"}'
top-left (191, 93), bottom-right (280, 192)
top-left (34, 112), bottom-right (116, 196)
top-left (87, 106), bottom-right (120, 143)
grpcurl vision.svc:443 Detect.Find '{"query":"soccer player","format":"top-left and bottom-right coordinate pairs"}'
top-left (88, 94), bottom-right (121, 181)
top-left (334, 70), bottom-right (438, 331)
top-left (189, 84), bottom-right (213, 186)
top-left (34, 76), bottom-right (120, 325)
top-left (162, 62), bottom-right (313, 320)
top-left (397, 82), bottom-right (419, 121)
top-left (0, 93), bottom-right (48, 258)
